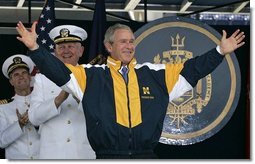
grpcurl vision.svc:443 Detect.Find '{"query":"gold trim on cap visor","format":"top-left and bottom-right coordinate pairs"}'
top-left (54, 37), bottom-right (82, 44)
top-left (7, 64), bottom-right (29, 75)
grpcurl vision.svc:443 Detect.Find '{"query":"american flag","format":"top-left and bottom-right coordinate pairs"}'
top-left (36, 0), bottom-right (55, 54)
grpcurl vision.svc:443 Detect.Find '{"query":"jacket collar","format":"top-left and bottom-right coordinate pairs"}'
top-left (107, 56), bottom-right (137, 71)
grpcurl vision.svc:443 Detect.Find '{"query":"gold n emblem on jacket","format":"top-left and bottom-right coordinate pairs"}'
top-left (153, 34), bottom-right (211, 129)
top-left (141, 87), bottom-right (154, 99)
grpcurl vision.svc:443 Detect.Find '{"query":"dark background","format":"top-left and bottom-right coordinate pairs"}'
top-left (0, 19), bottom-right (250, 159)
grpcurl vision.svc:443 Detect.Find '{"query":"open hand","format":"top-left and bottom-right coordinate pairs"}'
top-left (16, 21), bottom-right (39, 51)
top-left (219, 29), bottom-right (245, 55)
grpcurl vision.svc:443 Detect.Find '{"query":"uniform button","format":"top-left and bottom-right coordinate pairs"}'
top-left (67, 138), bottom-right (71, 142)
top-left (28, 127), bottom-right (31, 131)
top-left (67, 120), bottom-right (71, 124)
top-left (29, 142), bottom-right (32, 145)
top-left (51, 91), bottom-right (54, 93)
top-left (67, 104), bottom-right (71, 108)
top-left (30, 156), bottom-right (33, 159)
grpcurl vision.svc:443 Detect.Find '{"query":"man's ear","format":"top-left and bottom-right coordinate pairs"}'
top-left (79, 46), bottom-right (85, 57)
top-left (9, 78), bottom-right (14, 87)
top-left (104, 42), bottom-right (112, 53)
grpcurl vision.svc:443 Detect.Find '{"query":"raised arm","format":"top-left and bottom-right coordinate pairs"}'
top-left (181, 29), bottom-right (245, 87)
top-left (16, 21), bottom-right (86, 101)
top-left (16, 21), bottom-right (71, 86)
top-left (168, 29), bottom-right (245, 101)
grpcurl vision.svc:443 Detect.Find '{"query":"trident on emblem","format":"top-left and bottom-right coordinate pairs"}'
top-left (171, 34), bottom-right (185, 51)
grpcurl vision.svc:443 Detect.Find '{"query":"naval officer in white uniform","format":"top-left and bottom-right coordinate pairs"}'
top-left (28, 25), bottom-right (95, 159)
top-left (0, 54), bottom-right (40, 159)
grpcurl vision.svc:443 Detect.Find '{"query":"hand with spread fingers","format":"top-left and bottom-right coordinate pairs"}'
top-left (16, 21), bottom-right (39, 51)
top-left (16, 109), bottom-right (29, 128)
top-left (219, 29), bottom-right (245, 55)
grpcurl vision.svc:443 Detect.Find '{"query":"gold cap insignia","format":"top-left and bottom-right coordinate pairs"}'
top-left (60, 28), bottom-right (70, 38)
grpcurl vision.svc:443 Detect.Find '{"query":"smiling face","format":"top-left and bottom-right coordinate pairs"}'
top-left (54, 42), bottom-right (84, 65)
top-left (105, 29), bottom-right (135, 65)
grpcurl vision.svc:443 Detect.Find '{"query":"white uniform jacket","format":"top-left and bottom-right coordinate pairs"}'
top-left (28, 73), bottom-right (95, 159)
top-left (0, 94), bottom-right (40, 159)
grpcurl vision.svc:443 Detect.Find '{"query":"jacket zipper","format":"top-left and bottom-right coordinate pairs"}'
top-left (125, 79), bottom-right (132, 156)
top-left (121, 67), bottom-right (132, 156)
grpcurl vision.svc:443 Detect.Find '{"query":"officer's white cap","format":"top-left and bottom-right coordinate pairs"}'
top-left (49, 25), bottom-right (87, 44)
top-left (2, 54), bottom-right (35, 79)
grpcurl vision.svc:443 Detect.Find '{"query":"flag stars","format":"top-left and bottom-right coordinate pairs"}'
top-left (46, 19), bottom-right (52, 24)
top-left (46, 6), bottom-right (51, 11)
top-left (49, 44), bottom-right (54, 49)
top-left (40, 26), bottom-right (46, 31)
top-left (36, 0), bottom-right (55, 53)
top-left (41, 39), bottom-right (47, 44)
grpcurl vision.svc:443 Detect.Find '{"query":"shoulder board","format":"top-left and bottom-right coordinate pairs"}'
top-left (0, 98), bottom-right (14, 105)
